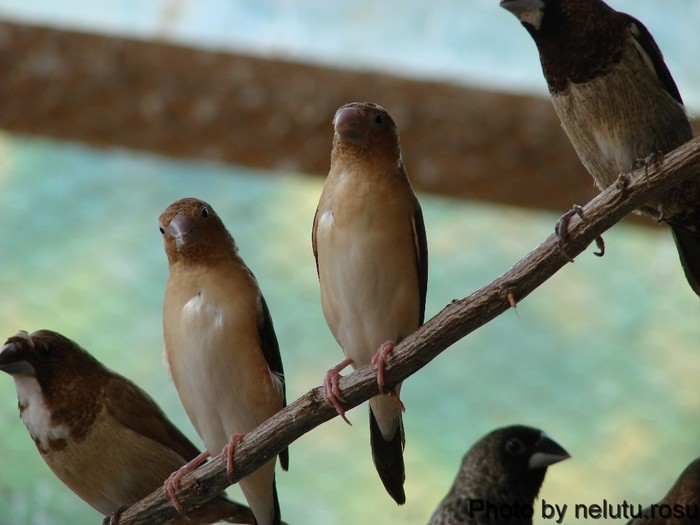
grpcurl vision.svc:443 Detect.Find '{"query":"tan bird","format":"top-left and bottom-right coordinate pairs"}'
top-left (312, 102), bottom-right (428, 505)
top-left (160, 197), bottom-right (288, 525)
top-left (0, 329), bottom-right (257, 524)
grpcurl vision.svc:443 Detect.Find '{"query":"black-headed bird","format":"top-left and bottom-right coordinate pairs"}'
top-left (501, 0), bottom-right (700, 296)
top-left (429, 425), bottom-right (569, 525)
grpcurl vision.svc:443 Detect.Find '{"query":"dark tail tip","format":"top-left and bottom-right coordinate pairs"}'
top-left (671, 226), bottom-right (700, 297)
top-left (279, 446), bottom-right (289, 472)
top-left (369, 409), bottom-right (406, 505)
top-left (271, 478), bottom-right (282, 525)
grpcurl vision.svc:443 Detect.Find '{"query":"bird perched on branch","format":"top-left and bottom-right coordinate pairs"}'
top-left (0, 329), bottom-right (257, 524)
top-left (312, 101), bottom-right (428, 504)
top-left (501, 0), bottom-right (700, 297)
top-left (429, 425), bottom-right (570, 525)
top-left (627, 458), bottom-right (700, 525)
top-left (160, 197), bottom-right (288, 525)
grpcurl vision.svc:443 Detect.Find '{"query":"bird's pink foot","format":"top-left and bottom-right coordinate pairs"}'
top-left (163, 450), bottom-right (210, 514)
top-left (372, 341), bottom-right (406, 411)
top-left (222, 433), bottom-right (245, 483)
top-left (323, 357), bottom-right (354, 425)
top-left (371, 340), bottom-right (397, 394)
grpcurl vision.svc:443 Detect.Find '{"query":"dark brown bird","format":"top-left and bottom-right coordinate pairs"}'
top-left (501, 0), bottom-right (700, 296)
top-left (628, 458), bottom-right (700, 525)
top-left (312, 102), bottom-right (428, 505)
top-left (0, 329), bottom-right (257, 524)
top-left (429, 425), bottom-right (569, 525)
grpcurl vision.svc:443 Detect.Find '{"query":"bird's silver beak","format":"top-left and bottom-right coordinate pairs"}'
top-left (0, 339), bottom-right (36, 376)
top-left (528, 432), bottom-right (570, 469)
top-left (500, 0), bottom-right (545, 30)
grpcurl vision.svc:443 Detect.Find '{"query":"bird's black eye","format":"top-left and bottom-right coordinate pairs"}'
top-left (36, 342), bottom-right (51, 358)
top-left (505, 438), bottom-right (526, 456)
top-left (374, 114), bottom-right (384, 125)
top-left (159, 226), bottom-right (165, 235)
top-left (201, 207), bottom-right (210, 219)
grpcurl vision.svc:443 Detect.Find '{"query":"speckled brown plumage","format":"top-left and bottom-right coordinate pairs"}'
top-left (429, 426), bottom-right (569, 525)
top-left (5, 331), bottom-right (106, 451)
top-left (514, 0), bottom-right (623, 93)
top-left (0, 329), bottom-right (258, 523)
top-left (502, 0), bottom-right (700, 297)
top-left (629, 459), bottom-right (700, 525)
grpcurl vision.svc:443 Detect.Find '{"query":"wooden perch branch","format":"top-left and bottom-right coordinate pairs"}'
top-left (118, 136), bottom-right (700, 525)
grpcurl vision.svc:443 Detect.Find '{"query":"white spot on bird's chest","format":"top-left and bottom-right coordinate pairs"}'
top-left (318, 208), bottom-right (334, 230)
top-left (182, 292), bottom-right (224, 329)
top-left (14, 376), bottom-right (70, 452)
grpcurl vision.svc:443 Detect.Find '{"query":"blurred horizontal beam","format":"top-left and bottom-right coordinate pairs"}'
top-left (1, 20), bottom-right (696, 214)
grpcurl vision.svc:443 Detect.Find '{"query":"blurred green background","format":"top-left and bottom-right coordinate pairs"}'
top-left (1, 2), bottom-right (699, 522)
top-left (1, 131), bottom-right (699, 524)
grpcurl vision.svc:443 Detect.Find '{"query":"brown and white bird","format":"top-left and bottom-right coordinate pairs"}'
top-left (0, 329), bottom-right (257, 524)
top-left (312, 102), bottom-right (428, 504)
top-left (429, 425), bottom-right (570, 525)
top-left (628, 458), bottom-right (700, 525)
top-left (501, 0), bottom-right (700, 296)
top-left (159, 197), bottom-right (288, 525)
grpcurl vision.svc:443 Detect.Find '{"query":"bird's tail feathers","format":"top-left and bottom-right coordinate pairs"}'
top-left (272, 477), bottom-right (282, 525)
top-left (237, 462), bottom-right (283, 525)
top-left (279, 446), bottom-right (289, 472)
top-left (671, 225), bottom-right (700, 297)
top-left (369, 407), bottom-right (406, 505)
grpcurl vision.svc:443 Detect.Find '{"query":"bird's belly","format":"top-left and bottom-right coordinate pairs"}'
top-left (167, 293), bottom-right (277, 453)
top-left (42, 407), bottom-right (186, 515)
top-left (318, 228), bottom-right (420, 367)
top-left (551, 63), bottom-right (691, 190)
top-left (553, 86), bottom-right (636, 188)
